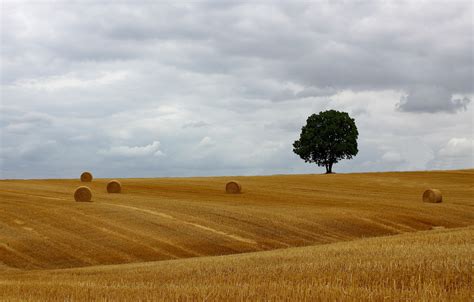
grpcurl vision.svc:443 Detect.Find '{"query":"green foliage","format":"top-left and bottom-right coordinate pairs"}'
top-left (293, 110), bottom-right (358, 173)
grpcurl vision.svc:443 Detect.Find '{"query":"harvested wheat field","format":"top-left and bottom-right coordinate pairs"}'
top-left (1, 170), bottom-right (473, 300)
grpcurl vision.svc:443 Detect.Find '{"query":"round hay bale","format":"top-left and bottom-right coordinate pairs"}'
top-left (74, 186), bottom-right (92, 202)
top-left (107, 180), bottom-right (122, 193)
top-left (80, 171), bottom-right (93, 182)
top-left (226, 181), bottom-right (242, 194)
top-left (422, 189), bottom-right (442, 203)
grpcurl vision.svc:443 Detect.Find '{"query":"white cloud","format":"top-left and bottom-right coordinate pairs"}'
top-left (198, 136), bottom-right (214, 148)
top-left (98, 141), bottom-right (164, 157)
top-left (381, 151), bottom-right (403, 163)
top-left (438, 138), bottom-right (473, 157)
top-left (429, 137), bottom-right (474, 170)
top-left (13, 71), bottom-right (129, 91)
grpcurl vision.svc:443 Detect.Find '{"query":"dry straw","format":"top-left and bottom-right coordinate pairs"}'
top-left (422, 189), bottom-right (442, 203)
top-left (80, 172), bottom-right (93, 182)
top-left (226, 181), bottom-right (242, 194)
top-left (107, 180), bottom-right (122, 193)
top-left (74, 186), bottom-right (92, 202)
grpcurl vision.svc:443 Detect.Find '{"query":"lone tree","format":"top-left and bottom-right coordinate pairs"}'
top-left (293, 110), bottom-right (358, 174)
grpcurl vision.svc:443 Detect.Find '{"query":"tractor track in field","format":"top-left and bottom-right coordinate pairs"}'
top-left (102, 203), bottom-right (258, 245)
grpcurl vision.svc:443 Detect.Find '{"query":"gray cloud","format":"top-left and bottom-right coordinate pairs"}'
top-left (98, 141), bottom-right (164, 158)
top-left (397, 86), bottom-right (471, 113)
top-left (1, 1), bottom-right (473, 179)
top-left (183, 121), bottom-right (210, 128)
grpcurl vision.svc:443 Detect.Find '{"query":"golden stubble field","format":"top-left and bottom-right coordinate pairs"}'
top-left (0, 170), bottom-right (473, 300)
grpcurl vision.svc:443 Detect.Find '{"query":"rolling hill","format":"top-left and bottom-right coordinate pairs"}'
top-left (1, 227), bottom-right (472, 301)
top-left (0, 170), bottom-right (473, 300)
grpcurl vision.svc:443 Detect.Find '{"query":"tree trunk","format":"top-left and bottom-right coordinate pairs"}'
top-left (326, 162), bottom-right (333, 174)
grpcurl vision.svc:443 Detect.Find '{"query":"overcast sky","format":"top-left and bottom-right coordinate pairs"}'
top-left (1, 0), bottom-right (473, 179)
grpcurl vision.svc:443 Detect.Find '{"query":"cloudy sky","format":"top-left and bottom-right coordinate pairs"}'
top-left (1, 0), bottom-right (473, 179)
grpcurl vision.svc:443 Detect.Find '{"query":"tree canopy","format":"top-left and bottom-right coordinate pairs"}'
top-left (293, 110), bottom-right (358, 173)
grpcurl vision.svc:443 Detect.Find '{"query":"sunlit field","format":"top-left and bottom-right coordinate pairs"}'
top-left (1, 170), bottom-right (473, 300)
